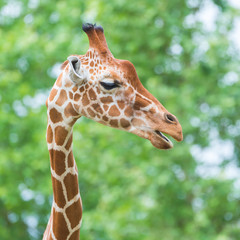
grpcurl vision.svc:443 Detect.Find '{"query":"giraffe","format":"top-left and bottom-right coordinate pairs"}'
top-left (43, 23), bottom-right (183, 240)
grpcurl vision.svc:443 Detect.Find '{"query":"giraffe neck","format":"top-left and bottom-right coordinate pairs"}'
top-left (44, 119), bottom-right (82, 240)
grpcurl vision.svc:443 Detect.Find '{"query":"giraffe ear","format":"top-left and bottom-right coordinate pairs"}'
top-left (67, 56), bottom-right (87, 84)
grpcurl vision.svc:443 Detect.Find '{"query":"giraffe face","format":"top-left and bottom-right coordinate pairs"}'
top-left (62, 48), bottom-right (183, 150)
top-left (48, 23), bottom-right (183, 149)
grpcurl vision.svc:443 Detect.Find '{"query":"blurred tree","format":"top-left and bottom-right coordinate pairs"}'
top-left (0, 0), bottom-right (239, 239)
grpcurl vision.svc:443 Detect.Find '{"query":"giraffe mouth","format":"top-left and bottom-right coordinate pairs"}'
top-left (155, 130), bottom-right (170, 142)
top-left (150, 130), bottom-right (173, 149)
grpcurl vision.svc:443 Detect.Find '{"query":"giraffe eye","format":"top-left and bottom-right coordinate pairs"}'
top-left (100, 81), bottom-right (120, 90)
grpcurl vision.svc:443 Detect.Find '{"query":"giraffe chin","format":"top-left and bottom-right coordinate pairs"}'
top-left (150, 132), bottom-right (173, 150)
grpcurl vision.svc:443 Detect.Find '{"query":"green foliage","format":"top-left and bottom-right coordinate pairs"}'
top-left (0, 0), bottom-right (240, 239)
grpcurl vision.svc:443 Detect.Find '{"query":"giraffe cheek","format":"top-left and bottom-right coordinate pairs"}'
top-left (103, 104), bottom-right (109, 111)
top-left (124, 106), bottom-right (133, 118)
top-left (82, 93), bottom-right (90, 106)
top-left (124, 86), bottom-right (134, 98)
top-left (88, 88), bottom-right (97, 100)
top-left (131, 118), bottom-right (145, 127)
top-left (92, 103), bottom-right (103, 114)
top-left (100, 96), bottom-right (113, 104)
top-left (108, 105), bottom-right (121, 117)
top-left (74, 93), bottom-right (81, 101)
top-left (117, 100), bottom-right (125, 110)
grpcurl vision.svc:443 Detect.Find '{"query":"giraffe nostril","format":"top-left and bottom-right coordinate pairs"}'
top-left (165, 113), bottom-right (177, 123)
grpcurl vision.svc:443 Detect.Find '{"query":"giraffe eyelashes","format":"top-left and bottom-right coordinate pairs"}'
top-left (100, 81), bottom-right (120, 91)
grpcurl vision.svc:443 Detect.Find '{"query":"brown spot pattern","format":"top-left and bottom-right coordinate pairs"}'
top-left (124, 106), bottom-right (133, 117)
top-left (66, 199), bottom-right (82, 229)
top-left (102, 115), bottom-right (108, 121)
top-left (80, 86), bottom-right (84, 92)
top-left (124, 86), bottom-right (134, 97)
top-left (52, 209), bottom-right (69, 240)
top-left (55, 126), bottom-right (68, 146)
top-left (56, 90), bottom-right (67, 106)
top-left (117, 100), bottom-right (125, 109)
top-left (68, 151), bottom-right (74, 168)
top-left (110, 119), bottom-right (119, 128)
top-left (132, 118), bottom-right (145, 127)
top-left (149, 107), bottom-right (156, 113)
top-left (108, 105), bottom-right (120, 117)
top-left (64, 173), bottom-right (79, 201)
top-left (49, 88), bottom-right (57, 101)
top-left (87, 108), bottom-right (96, 118)
top-left (103, 105), bottom-right (109, 111)
top-left (50, 149), bottom-right (66, 176)
top-left (100, 96), bottom-right (113, 103)
top-left (64, 103), bottom-right (79, 118)
top-left (65, 134), bottom-right (72, 150)
top-left (51, 177), bottom-right (66, 208)
top-left (72, 86), bottom-right (78, 92)
top-left (92, 103), bottom-right (103, 114)
top-left (120, 118), bottom-right (131, 128)
top-left (82, 93), bottom-right (90, 106)
top-left (134, 94), bottom-right (151, 110)
top-left (47, 125), bottom-right (53, 143)
top-left (88, 88), bottom-right (97, 100)
top-left (74, 93), bottom-right (81, 101)
top-left (69, 91), bottom-right (73, 99)
top-left (56, 73), bottom-right (62, 87)
top-left (49, 108), bottom-right (63, 123)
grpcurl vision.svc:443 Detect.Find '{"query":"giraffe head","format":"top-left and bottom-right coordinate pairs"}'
top-left (48, 23), bottom-right (183, 149)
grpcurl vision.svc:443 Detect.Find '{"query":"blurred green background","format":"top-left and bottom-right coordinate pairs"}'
top-left (0, 0), bottom-right (240, 239)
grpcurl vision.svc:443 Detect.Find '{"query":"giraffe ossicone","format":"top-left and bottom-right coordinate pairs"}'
top-left (43, 23), bottom-right (183, 240)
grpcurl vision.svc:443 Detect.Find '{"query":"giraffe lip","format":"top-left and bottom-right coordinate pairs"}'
top-left (155, 130), bottom-right (170, 142)
top-left (152, 130), bottom-right (173, 149)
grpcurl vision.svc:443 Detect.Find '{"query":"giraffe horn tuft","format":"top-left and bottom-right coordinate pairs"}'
top-left (82, 23), bottom-right (111, 55)
top-left (94, 24), bottom-right (104, 33)
top-left (82, 23), bottom-right (96, 32)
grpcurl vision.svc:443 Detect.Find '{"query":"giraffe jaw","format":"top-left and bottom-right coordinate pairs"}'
top-left (150, 130), bottom-right (173, 150)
